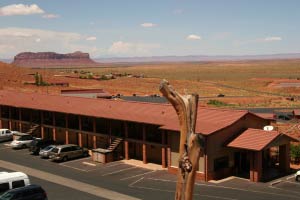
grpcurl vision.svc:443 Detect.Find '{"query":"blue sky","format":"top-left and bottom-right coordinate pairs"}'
top-left (0, 0), bottom-right (299, 58)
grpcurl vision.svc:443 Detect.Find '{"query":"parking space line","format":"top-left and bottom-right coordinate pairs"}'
top-left (60, 163), bottom-right (89, 172)
top-left (286, 175), bottom-right (296, 180)
top-left (269, 184), bottom-right (300, 195)
top-left (0, 160), bottom-right (141, 200)
top-left (120, 170), bottom-right (156, 181)
top-left (129, 177), bottom-right (236, 199)
top-left (58, 157), bottom-right (91, 165)
top-left (101, 161), bottom-right (126, 168)
top-left (102, 166), bottom-right (137, 176)
top-left (146, 177), bottom-right (300, 199)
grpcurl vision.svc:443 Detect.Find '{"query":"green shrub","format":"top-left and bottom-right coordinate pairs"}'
top-left (207, 99), bottom-right (228, 107)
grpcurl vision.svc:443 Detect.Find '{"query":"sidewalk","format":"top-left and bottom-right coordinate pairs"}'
top-left (120, 159), bottom-right (167, 171)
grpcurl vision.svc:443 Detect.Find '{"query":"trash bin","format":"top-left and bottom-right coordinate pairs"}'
top-left (92, 148), bottom-right (112, 163)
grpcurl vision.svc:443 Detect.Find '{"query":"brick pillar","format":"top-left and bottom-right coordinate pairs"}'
top-left (52, 113), bottom-right (56, 141)
top-left (161, 130), bottom-right (166, 168)
top-left (167, 147), bottom-right (171, 168)
top-left (279, 144), bottom-right (290, 173)
top-left (78, 116), bottom-right (82, 147)
top-left (41, 111), bottom-right (44, 139)
top-left (65, 114), bottom-right (69, 144)
top-left (142, 125), bottom-right (147, 164)
top-left (18, 109), bottom-right (22, 132)
top-left (249, 152), bottom-right (254, 182)
top-left (250, 151), bottom-right (262, 182)
top-left (124, 122), bottom-right (129, 160)
top-left (93, 118), bottom-right (97, 149)
top-left (8, 107), bottom-right (12, 130)
top-left (0, 106), bottom-right (2, 128)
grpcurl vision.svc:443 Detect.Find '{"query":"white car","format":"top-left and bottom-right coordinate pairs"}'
top-left (10, 133), bottom-right (34, 149)
top-left (39, 145), bottom-right (56, 158)
top-left (0, 129), bottom-right (14, 142)
top-left (295, 170), bottom-right (300, 182)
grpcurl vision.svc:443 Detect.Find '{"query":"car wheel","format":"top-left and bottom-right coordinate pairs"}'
top-left (22, 144), bottom-right (27, 149)
top-left (296, 175), bottom-right (300, 182)
top-left (63, 156), bottom-right (68, 162)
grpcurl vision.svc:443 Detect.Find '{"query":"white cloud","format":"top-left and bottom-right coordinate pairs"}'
top-left (42, 14), bottom-right (59, 19)
top-left (264, 36), bottom-right (282, 41)
top-left (108, 41), bottom-right (160, 56)
top-left (141, 23), bottom-right (157, 28)
top-left (0, 4), bottom-right (45, 16)
top-left (86, 36), bottom-right (97, 41)
top-left (186, 34), bottom-right (202, 40)
top-left (0, 27), bottom-right (101, 58)
top-left (234, 36), bottom-right (283, 46)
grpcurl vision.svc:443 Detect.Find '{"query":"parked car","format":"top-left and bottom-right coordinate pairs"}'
top-left (0, 129), bottom-right (13, 142)
top-left (49, 144), bottom-right (89, 162)
top-left (29, 138), bottom-right (54, 155)
top-left (0, 172), bottom-right (30, 195)
top-left (10, 133), bottom-right (34, 149)
top-left (295, 170), bottom-right (300, 181)
top-left (39, 145), bottom-right (56, 159)
top-left (0, 184), bottom-right (47, 200)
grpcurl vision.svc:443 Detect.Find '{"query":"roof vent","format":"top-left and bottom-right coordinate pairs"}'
top-left (263, 125), bottom-right (274, 131)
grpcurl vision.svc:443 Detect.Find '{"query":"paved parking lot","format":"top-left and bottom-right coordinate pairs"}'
top-left (1, 141), bottom-right (300, 200)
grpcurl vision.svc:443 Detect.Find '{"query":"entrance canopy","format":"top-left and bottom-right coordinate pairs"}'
top-left (227, 128), bottom-right (299, 151)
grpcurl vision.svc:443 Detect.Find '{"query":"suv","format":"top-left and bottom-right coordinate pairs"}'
top-left (295, 170), bottom-right (300, 181)
top-left (49, 144), bottom-right (89, 162)
top-left (0, 184), bottom-right (47, 200)
top-left (29, 138), bottom-right (54, 155)
top-left (10, 134), bottom-right (34, 149)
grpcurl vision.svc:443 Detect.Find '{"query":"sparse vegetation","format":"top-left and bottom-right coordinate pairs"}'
top-left (290, 144), bottom-right (300, 164)
top-left (34, 72), bottom-right (49, 86)
top-left (207, 100), bottom-right (229, 107)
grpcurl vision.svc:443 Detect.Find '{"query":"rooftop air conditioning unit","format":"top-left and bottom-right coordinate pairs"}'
top-left (263, 125), bottom-right (274, 131)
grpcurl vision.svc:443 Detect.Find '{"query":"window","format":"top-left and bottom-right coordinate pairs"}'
top-left (0, 183), bottom-right (9, 193)
top-left (72, 146), bottom-right (81, 151)
top-left (12, 180), bottom-right (25, 188)
top-left (5, 130), bottom-right (11, 134)
top-left (214, 156), bottom-right (229, 171)
top-left (61, 147), bottom-right (72, 152)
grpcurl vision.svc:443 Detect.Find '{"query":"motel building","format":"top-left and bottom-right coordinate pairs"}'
top-left (0, 90), bottom-right (297, 182)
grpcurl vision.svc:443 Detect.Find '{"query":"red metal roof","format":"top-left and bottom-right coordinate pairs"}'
top-left (227, 128), bottom-right (282, 151)
top-left (254, 113), bottom-right (275, 120)
top-left (293, 109), bottom-right (300, 116)
top-left (0, 90), bottom-right (252, 135)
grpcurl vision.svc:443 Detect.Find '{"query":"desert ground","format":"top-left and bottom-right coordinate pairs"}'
top-left (1, 59), bottom-right (300, 108)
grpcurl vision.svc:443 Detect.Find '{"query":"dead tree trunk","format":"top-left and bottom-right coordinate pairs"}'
top-left (159, 79), bottom-right (205, 200)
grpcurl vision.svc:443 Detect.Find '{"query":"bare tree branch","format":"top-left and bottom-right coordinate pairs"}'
top-left (159, 79), bottom-right (205, 200)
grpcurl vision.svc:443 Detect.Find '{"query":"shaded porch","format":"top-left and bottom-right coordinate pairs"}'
top-left (228, 128), bottom-right (298, 182)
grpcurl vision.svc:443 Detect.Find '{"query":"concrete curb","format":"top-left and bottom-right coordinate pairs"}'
top-left (270, 180), bottom-right (282, 186)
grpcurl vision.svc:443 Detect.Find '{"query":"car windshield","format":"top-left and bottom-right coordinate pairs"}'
top-left (43, 145), bottom-right (55, 151)
top-left (52, 148), bottom-right (59, 153)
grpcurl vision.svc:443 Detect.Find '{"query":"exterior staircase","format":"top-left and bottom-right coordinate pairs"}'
top-left (25, 124), bottom-right (40, 135)
top-left (107, 137), bottom-right (123, 151)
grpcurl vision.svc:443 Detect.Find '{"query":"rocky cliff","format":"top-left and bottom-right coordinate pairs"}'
top-left (12, 51), bottom-right (98, 68)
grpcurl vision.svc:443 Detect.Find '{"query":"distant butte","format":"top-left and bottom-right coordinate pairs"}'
top-left (12, 51), bottom-right (99, 68)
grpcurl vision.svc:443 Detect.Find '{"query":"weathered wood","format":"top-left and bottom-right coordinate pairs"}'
top-left (159, 79), bottom-right (205, 200)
